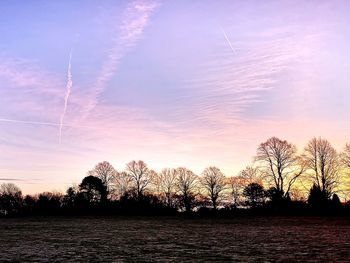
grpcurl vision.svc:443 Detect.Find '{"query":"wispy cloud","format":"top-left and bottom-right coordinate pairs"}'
top-left (0, 53), bottom-right (90, 138)
top-left (0, 178), bottom-right (25, 181)
top-left (82, 0), bottom-right (160, 119)
top-left (180, 26), bottom-right (326, 127)
top-left (0, 54), bottom-right (66, 126)
top-left (1, 0), bottom-right (348, 195)
top-left (0, 54), bottom-right (63, 95)
top-left (59, 51), bottom-right (73, 144)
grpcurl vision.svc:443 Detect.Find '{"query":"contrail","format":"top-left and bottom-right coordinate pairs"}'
top-left (0, 118), bottom-right (60, 127)
top-left (221, 27), bottom-right (236, 54)
top-left (59, 50), bottom-right (73, 144)
top-left (0, 118), bottom-right (91, 128)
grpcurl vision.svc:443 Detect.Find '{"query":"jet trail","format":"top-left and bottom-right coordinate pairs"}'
top-left (59, 51), bottom-right (73, 144)
top-left (0, 118), bottom-right (91, 128)
top-left (221, 27), bottom-right (236, 54)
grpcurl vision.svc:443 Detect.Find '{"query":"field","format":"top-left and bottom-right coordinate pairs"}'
top-left (0, 216), bottom-right (350, 262)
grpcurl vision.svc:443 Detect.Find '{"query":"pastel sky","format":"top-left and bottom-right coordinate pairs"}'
top-left (1, 0), bottom-right (350, 194)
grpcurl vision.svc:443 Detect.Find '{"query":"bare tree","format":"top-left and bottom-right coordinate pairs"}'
top-left (225, 166), bottom-right (262, 208)
top-left (157, 168), bottom-right (178, 208)
top-left (226, 176), bottom-right (243, 207)
top-left (341, 143), bottom-right (350, 169)
top-left (114, 171), bottom-right (133, 198)
top-left (201, 167), bottom-right (226, 209)
top-left (175, 167), bottom-right (198, 212)
top-left (126, 160), bottom-right (151, 198)
top-left (148, 169), bottom-right (161, 195)
top-left (88, 161), bottom-right (116, 197)
top-left (341, 143), bottom-right (350, 199)
top-left (303, 137), bottom-right (340, 197)
top-left (0, 183), bottom-right (23, 215)
top-left (256, 137), bottom-right (304, 198)
top-left (0, 183), bottom-right (22, 197)
top-left (238, 165), bottom-right (263, 185)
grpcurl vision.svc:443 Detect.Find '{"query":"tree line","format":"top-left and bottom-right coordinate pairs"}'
top-left (1, 136), bottom-right (350, 216)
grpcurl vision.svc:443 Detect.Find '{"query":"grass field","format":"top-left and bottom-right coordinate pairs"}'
top-left (0, 216), bottom-right (350, 262)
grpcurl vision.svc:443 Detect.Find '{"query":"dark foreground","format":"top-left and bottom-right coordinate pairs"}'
top-left (0, 216), bottom-right (350, 262)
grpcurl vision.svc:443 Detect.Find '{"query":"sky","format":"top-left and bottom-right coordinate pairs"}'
top-left (1, 0), bottom-right (350, 194)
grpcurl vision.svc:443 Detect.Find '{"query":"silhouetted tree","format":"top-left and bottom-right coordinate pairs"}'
top-left (341, 144), bottom-right (350, 196)
top-left (331, 193), bottom-right (341, 209)
top-left (341, 143), bottom-right (350, 169)
top-left (157, 168), bottom-right (178, 208)
top-left (239, 165), bottom-right (262, 185)
top-left (176, 167), bottom-right (198, 212)
top-left (6, 138), bottom-right (350, 216)
top-left (256, 137), bottom-right (304, 200)
top-left (114, 171), bottom-right (132, 198)
top-left (118, 189), bottom-right (168, 214)
top-left (266, 187), bottom-right (286, 206)
top-left (23, 195), bottom-right (36, 214)
top-left (63, 186), bottom-right (78, 209)
top-left (148, 169), bottom-right (160, 195)
top-left (226, 166), bottom-right (262, 208)
top-left (79, 176), bottom-right (107, 204)
top-left (0, 183), bottom-right (23, 215)
top-left (126, 160), bottom-right (151, 199)
top-left (35, 192), bottom-right (63, 215)
top-left (227, 176), bottom-right (245, 208)
top-left (303, 137), bottom-right (340, 199)
top-left (243, 183), bottom-right (265, 208)
top-left (88, 161), bottom-right (116, 198)
top-left (308, 184), bottom-right (329, 210)
top-left (201, 167), bottom-right (226, 210)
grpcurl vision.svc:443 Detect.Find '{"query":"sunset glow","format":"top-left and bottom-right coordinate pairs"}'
top-left (1, 0), bottom-right (350, 194)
